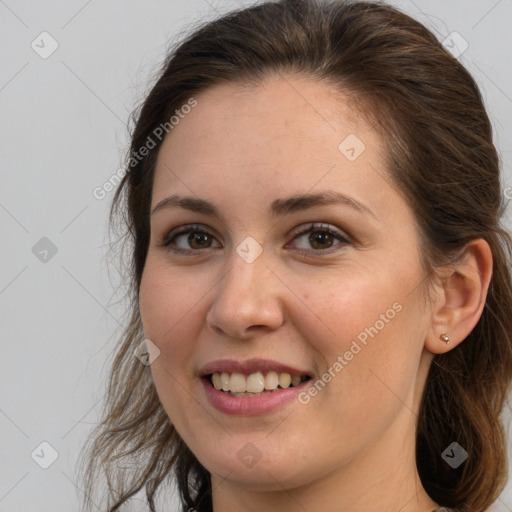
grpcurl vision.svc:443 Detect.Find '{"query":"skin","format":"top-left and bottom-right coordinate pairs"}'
top-left (138, 73), bottom-right (492, 512)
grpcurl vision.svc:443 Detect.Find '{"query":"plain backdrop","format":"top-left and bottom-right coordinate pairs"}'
top-left (1, 1), bottom-right (511, 511)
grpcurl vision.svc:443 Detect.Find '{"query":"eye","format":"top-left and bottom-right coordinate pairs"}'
top-left (287, 223), bottom-right (350, 255)
top-left (161, 224), bottom-right (221, 253)
top-left (160, 222), bottom-right (350, 256)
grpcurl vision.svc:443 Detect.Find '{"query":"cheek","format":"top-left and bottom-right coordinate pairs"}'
top-left (139, 260), bottom-right (206, 345)
top-left (286, 266), bottom-right (406, 357)
top-left (284, 263), bottom-right (423, 408)
top-left (138, 261), bottom-right (207, 422)
top-left (138, 260), bottom-right (212, 416)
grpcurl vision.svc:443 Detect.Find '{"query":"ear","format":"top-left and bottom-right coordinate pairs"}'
top-left (425, 238), bottom-right (493, 354)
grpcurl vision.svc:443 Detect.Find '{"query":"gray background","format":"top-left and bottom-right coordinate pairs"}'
top-left (1, 1), bottom-right (511, 511)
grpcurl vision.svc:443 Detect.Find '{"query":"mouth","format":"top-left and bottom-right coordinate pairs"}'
top-left (198, 358), bottom-right (315, 415)
top-left (203, 371), bottom-right (312, 397)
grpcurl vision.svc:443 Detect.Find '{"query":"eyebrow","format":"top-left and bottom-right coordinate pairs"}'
top-left (151, 191), bottom-right (377, 220)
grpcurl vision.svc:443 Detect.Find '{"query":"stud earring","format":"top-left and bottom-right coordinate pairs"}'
top-left (439, 333), bottom-right (451, 345)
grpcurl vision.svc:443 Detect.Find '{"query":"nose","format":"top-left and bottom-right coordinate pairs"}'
top-left (206, 245), bottom-right (285, 340)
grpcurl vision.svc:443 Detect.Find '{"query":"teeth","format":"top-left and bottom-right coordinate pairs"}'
top-left (210, 371), bottom-right (307, 393)
top-left (291, 375), bottom-right (302, 386)
top-left (230, 373), bottom-right (246, 393)
top-left (220, 372), bottom-right (230, 392)
top-left (246, 372), bottom-right (265, 393)
top-left (264, 371), bottom-right (279, 390)
top-left (279, 373), bottom-right (291, 388)
top-left (212, 372), bottom-right (222, 390)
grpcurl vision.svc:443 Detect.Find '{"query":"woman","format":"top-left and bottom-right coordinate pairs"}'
top-left (78, 1), bottom-right (512, 511)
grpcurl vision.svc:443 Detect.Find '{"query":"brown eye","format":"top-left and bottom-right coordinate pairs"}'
top-left (162, 225), bottom-right (221, 252)
top-left (308, 230), bottom-right (336, 250)
top-left (289, 223), bottom-right (349, 254)
top-left (188, 232), bottom-right (213, 249)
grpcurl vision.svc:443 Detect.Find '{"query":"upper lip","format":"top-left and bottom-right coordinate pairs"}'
top-left (199, 358), bottom-right (311, 377)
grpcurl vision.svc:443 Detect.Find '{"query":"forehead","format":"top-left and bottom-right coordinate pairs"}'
top-left (149, 75), bottom-right (420, 254)
top-left (157, 76), bottom-right (383, 178)
top-left (152, 74), bottom-right (390, 213)
top-left (162, 74), bottom-right (369, 148)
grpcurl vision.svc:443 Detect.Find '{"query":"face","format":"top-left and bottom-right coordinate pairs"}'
top-left (139, 74), bottom-right (435, 492)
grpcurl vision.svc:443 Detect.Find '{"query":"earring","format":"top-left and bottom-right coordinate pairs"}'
top-left (439, 333), bottom-right (451, 345)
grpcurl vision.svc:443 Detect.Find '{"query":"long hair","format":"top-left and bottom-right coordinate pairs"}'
top-left (77, 1), bottom-right (512, 511)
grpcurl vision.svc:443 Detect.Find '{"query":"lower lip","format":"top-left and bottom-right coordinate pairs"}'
top-left (201, 376), bottom-right (311, 416)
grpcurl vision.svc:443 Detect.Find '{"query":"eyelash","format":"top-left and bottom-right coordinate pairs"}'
top-left (160, 222), bottom-right (350, 257)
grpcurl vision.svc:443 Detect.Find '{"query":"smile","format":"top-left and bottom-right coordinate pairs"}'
top-left (202, 372), bottom-right (312, 415)
top-left (209, 371), bottom-right (310, 395)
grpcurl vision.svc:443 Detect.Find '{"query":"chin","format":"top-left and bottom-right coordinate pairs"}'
top-left (194, 438), bottom-right (320, 492)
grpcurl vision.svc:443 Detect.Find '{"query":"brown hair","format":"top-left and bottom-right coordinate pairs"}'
top-left (77, 1), bottom-right (512, 511)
